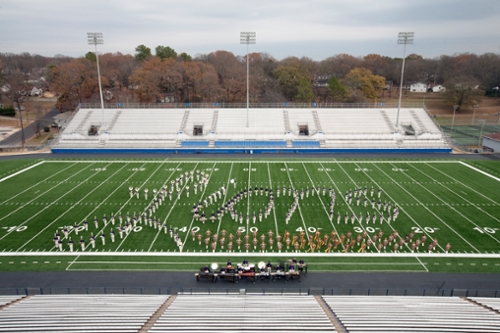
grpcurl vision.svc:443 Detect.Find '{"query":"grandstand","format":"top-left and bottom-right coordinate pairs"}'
top-left (1, 294), bottom-right (500, 332)
top-left (52, 107), bottom-right (450, 153)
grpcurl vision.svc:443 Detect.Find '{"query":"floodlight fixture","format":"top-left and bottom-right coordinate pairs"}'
top-left (87, 32), bottom-right (105, 128)
top-left (240, 32), bottom-right (256, 127)
top-left (395, 32), bottom-right (414, 130)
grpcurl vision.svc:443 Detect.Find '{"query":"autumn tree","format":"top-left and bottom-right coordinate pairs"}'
top-left (272, 60), bottom-right (314, 102)
top-left (50, 58), bottom-right (109, 111)
top-left (320, 54), bottom-right (362, 79)
top-left (344, 68), bottom-right (385, 102)
top-left (99, 52), bottom-right (138, 89)
top-left (443, 76), bottom-right (484, 111)
top-left (206, 51), bottom-right (246, 102)
top-left (129, 57), bottom-right (182, 102)
top-left (135, 45), bottom-right (152, 61)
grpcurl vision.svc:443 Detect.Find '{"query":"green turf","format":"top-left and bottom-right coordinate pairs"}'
top-left (0, 158), bottom-right (499, 273)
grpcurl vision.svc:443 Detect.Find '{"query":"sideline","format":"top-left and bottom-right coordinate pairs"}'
top-left (460, 161), bottom-right (500, 182)
top-left (0, 161), bottom-right (45, 183)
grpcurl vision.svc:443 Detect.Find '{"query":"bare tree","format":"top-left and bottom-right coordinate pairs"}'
top-left (5, 70), bottom-right (31, 147)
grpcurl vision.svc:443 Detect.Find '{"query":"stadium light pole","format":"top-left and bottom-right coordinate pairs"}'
top-left (395, 32), bottom-right (414, 131)
top-left (87, 32), bottom-right (105, 129)
top-left (240, 32), bottom-right (256, 128)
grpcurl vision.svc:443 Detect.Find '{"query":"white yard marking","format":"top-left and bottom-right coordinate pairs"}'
top-left (331, 161), bottom-right (429, 271)
top-left (372, 163), bottom-right (480, 252)
top-left (426, 163), bottom-right (500, 206)
top-left (460, 161), bottom-right (500, 183)
top-left (0, 161), bottom-right (45, 183)
top-left (284, 162), bottom-right (309, 240)
top-left (83, 160), bottom-right (168, 251)
top-left (16, 162), bottom-right (120, 250)
top-left (215, 162), bottom-right (235, 236)
top-left (2, 251), bottom-right (500, 258)
top-left (180, 163), bottom-right (217, 249)
top-left (266, 162), bottom-right (280, 236)
top-left (108, 163), bottom-right (177, 250)
top-left (0, 163), bottom-right (95, 224)
top-left (412, 163), bottom-right (500, 230)
top-left (301, 162), bottom-right (339, 236)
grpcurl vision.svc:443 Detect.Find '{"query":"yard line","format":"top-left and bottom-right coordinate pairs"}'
top-left (396, 162), bottom-right (500, 245)
top-left (0, 161), bottom-right (45, 183)
top-left (418, 163), bottom-right (500, 219)
top-left (75, 160), bottom-right (168, 252)
top-left (15, 162), bottom-right (120, 250)
top-left (246, 162), bottom-right (252, 237)
top-left (0, 163), bottom-right (96, 242)
top-left (301, 162), bottom-right (339, 236)
top-left (0, 162), bottom-right (77, 205)
top-left (371, 162), bottom-right (480, 252)
top-left (0, 163), bottom-right (95, 223)
top-left (146, 162), bottom-right (198, 252)
top-left (460, 161), bottom-right (500, 183)
top-left (266, 162), bottom-right (280, 236)
top-left (116, 161), bottom-right (186, 252)
top-left (215, 162), bottom-right (234, 237)
top-left (338, 161), bottom-right (444, 253)
top-left (284, 162), bottom-right (309, 240)
top-left (321, 162), bottom-right (381, 254)
top-left (180, 163), bottom-right (217, 249)
top-left (425, 163), bottom-right (500, 206)
top-left (330, 160), bottom-right (431, 271)
top-left (65, 255), bottom-right (80, 271)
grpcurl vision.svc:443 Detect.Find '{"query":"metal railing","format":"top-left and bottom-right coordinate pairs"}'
top-left (79, 102), bottom-right (426, 110)
top-left (1, 287), bottom-right (499, 297)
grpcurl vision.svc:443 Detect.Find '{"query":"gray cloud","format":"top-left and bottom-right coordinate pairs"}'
top-left (0, 0), bottom-right (498, 60)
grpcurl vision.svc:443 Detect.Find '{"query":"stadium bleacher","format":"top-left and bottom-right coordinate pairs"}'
top-left (322, 295), bottom-right (500, 332)
top-left (0, 294), bottom-right (168, 333)
top-left (52, 107), bottom-right (450, 153)
top-left (1, 294), bottom-right (500, 332)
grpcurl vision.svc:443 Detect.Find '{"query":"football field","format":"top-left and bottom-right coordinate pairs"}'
top-left (0, 157), bottom-right (499, 273)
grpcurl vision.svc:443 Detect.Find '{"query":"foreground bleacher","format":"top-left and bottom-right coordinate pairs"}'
top-left (52, 107), bottom-right (450, 153)
top-left (0, 294), bottom-right (168, 332)
top-left (1, 295), bottom-right (500, 332)
top-left (149, 295), bottom-right (336, 333)
top-left (323, 296), bottom-right (500, 332)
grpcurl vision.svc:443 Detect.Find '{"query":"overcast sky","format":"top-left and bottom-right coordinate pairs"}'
top-left (1, 0), bottom-right (499, 60)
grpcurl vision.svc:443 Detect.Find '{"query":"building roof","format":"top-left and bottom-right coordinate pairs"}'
top-left (484, 133), bottom-right (500, 142)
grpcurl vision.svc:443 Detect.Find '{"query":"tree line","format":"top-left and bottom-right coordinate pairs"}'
top-left (1, 47), bottom-right (499, 112)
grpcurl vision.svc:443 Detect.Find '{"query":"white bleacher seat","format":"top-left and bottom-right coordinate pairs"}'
top-left (0, 294), bottom-right (168, 333)
top-left (149, 295), bottom-right (337, 332)
top-left (55, 107), bottom-right (449, 151)
top-left (323, 296), bottom-right (500, 333)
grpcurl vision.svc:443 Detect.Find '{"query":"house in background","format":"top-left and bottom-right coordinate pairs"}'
top-left (482, 133), bottom-right (500, 152)
top-left (409, 82), bottom-right (428, 92)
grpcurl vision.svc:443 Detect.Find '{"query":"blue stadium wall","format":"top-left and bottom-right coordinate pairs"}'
top-left (52, 147), bottom-right (452, 154)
